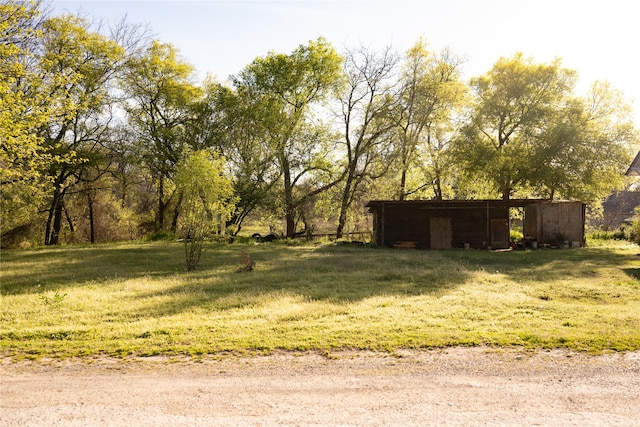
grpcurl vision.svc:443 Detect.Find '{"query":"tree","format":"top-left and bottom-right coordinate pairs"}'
top-left (174, 149), bottom-right (235, 271)
top-left (121, 40), bottom-right (202, 232)
top-left (196, 80), bottom-right (281, 235)
top-left (334, 45), bottom-right (398, 239)
top-left (0, 0), bottom-right (49, 236)
top-left (453, 53), bottom-right (576, 200)
top-left (532, 81), bottom-right (638, 202)
top-left (34, 14), bottom-right (125, 245)
top-left (231, 38), bottom-right (344, 238)
top-left (393, 39), bottom-right (466, 200)
top-left (454, 53), bottom-right (637, 202)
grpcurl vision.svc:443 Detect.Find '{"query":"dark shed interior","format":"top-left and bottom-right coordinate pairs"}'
top-left (366, 200), bottom-right (585, 250)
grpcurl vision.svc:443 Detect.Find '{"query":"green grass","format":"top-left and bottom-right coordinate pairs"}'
top-left (1, 239), bottom-right (639, 359)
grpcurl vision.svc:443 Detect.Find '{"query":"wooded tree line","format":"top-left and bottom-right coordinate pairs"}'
top-left (2, 0), bottom-right (638, 246)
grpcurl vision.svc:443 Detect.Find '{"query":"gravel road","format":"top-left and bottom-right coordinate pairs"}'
top-left (1, 347), bottom-right (639, 426)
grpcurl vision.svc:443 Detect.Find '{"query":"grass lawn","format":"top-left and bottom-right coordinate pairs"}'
top-left (1, 239), bottom-right (639, 359)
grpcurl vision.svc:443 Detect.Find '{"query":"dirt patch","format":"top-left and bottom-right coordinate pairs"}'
top-left (1, 347), bottom-right (639, 426)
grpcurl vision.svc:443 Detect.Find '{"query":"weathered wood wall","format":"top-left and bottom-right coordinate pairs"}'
top-left (524, 201), bottom-right (585, 246)
top-left (368, 201), bottom-right (510, 249)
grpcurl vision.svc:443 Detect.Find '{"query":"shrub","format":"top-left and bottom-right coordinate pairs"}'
top-left (628, 207), bottom-right (640, 245)
top-left (146, 230), bottom-right (176, 241)
top-left (588, 228), bottom-right (629, 241)
top-left (510, 229), bottom-right (524, 242)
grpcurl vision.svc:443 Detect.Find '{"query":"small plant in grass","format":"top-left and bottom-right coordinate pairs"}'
top-left (184, 229), bottom-right (204, 272)
top-left (237, 249), bottom-right (255, 272)
top-left (40, 291), bottom-right (67, 306)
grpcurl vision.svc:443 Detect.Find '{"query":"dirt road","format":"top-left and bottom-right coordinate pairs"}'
top-left (2, 348), bottom-right (639, 426)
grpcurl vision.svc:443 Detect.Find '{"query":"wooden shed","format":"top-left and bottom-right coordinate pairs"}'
top-left (366, 199), bottom-right (585, 250)
top-left (524, 201), bottom-right (586, 247)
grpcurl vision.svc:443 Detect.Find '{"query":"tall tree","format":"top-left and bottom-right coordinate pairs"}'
top-left (232, 37), bottom-right (344, 238)
top-left (453, 53), bottom-right (576, 200)
top-left (196, 80), bottom-right (281, 235)
top-left (393, 39), bottom-right (466, 200)
top-left (334, 45), bottom-right (398, 239)
top-left (532, 81), bottom-right (638, 202)
top-left (34, 14), bottom-right (125, 245)
top-left (0, 0), bottom-right (49, 236)
top-left (454, 53), bottom-right (637, 202)
top-left (121, 40), bottom-right (202, 231)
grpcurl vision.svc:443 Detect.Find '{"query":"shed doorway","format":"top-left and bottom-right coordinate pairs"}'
top-left (490, 219), bottom-right (509, 249)
top-left (430, 217), bottom-right (452, 249)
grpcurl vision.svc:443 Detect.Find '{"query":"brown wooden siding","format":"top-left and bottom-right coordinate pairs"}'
top-left (368, 199), bottom-right (584, 250)
top-left (368, 201), bottom-right (511, 249)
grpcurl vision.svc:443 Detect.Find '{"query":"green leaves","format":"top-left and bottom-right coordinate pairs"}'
top-left (230, 38), bottom-right (344, 237)
top-left (452, 52), bottom-right (635, 202)
top-left (174, 150), bottom-right (236, 270)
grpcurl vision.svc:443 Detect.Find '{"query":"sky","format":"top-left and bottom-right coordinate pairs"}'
top-left (52, 0), bottom-right (640, 126)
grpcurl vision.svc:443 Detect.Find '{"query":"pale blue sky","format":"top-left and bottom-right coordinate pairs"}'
top-left (53, 0), bottom-right (639, 125)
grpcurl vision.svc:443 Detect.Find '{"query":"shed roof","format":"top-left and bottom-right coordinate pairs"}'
top-left (366, 199), bottom-right (551, 211)
top-left (626, 151), bottom-right (640, 176)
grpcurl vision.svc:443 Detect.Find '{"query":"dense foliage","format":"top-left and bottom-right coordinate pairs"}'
top-left (1, 0), bottom-right (638, 247)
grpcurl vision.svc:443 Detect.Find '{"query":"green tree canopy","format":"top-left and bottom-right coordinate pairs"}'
top-left (197, 79), bottom-right (281, 235)
top-left (0, 0), bottom-right (49, 235)
top-left (531, 81), bottom-right (638, 202)
top-left (394, 38), bottom-right (467, 200)
top-left (334, 45), bottom-right (398, 238)
top-left (33, 13), bottom-right (124, 244)
top-left (453, 53), bottom-right (578, 200)
top-left (231, 37), bottom-right (344, 238)
top-left (454, 53), bottom-right (637, 202)
top-left (121, 40), bottom-right (203, 231)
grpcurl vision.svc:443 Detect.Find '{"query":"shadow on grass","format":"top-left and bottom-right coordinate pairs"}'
top-left (0, 242), bottom-right (185, 294)
top-left (623, 268), bottom-right (640, 280)
top-left (2, 242), bottom-right (637, 319)
top-left (110, 244), bottom-right (640, 320)
top-left (128, 244), bottom-right (471, 318)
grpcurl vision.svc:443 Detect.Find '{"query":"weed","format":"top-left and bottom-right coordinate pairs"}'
top-left (39, 291), bottom-right (67, 306)
top-left (236, 250), bottom-right (255, 272)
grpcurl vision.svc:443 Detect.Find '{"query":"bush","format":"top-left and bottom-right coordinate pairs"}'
top-left (510, 229), bottom-right (524, 242)
top-left (628, 207), bottom-right (640, 245)
top-left (588, 228), bottom-right (629, 241)
top-left (146, 230), bottom-right (176, 241)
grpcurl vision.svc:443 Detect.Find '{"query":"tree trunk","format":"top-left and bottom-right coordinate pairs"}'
top-left (336, 167), bottom-right (356, 239)
top-left (433, 173), bottom-right (443, 200)
top-left (49, 197), bottom-right (64, 245)
top-left (156, 176), bottom-right (165, 231)
top-left (87, 191), bottom-right (95, 244)
top-left (284, 211), bottom-right (295, 239)
top-left (398, 169), bottom-right (407, 201)
top-left (502, 187), bottom-right (511, 201)
top-left (45, 187), bottom-right (65, 245)
top-left (282, 157), bottom-right (296, 239)
top-left (64, 202), bottom-right (75, 235)
top-left (44, 196), bottom-right (57, 246)
top-left (171, 192), bottom-right (182, 234)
